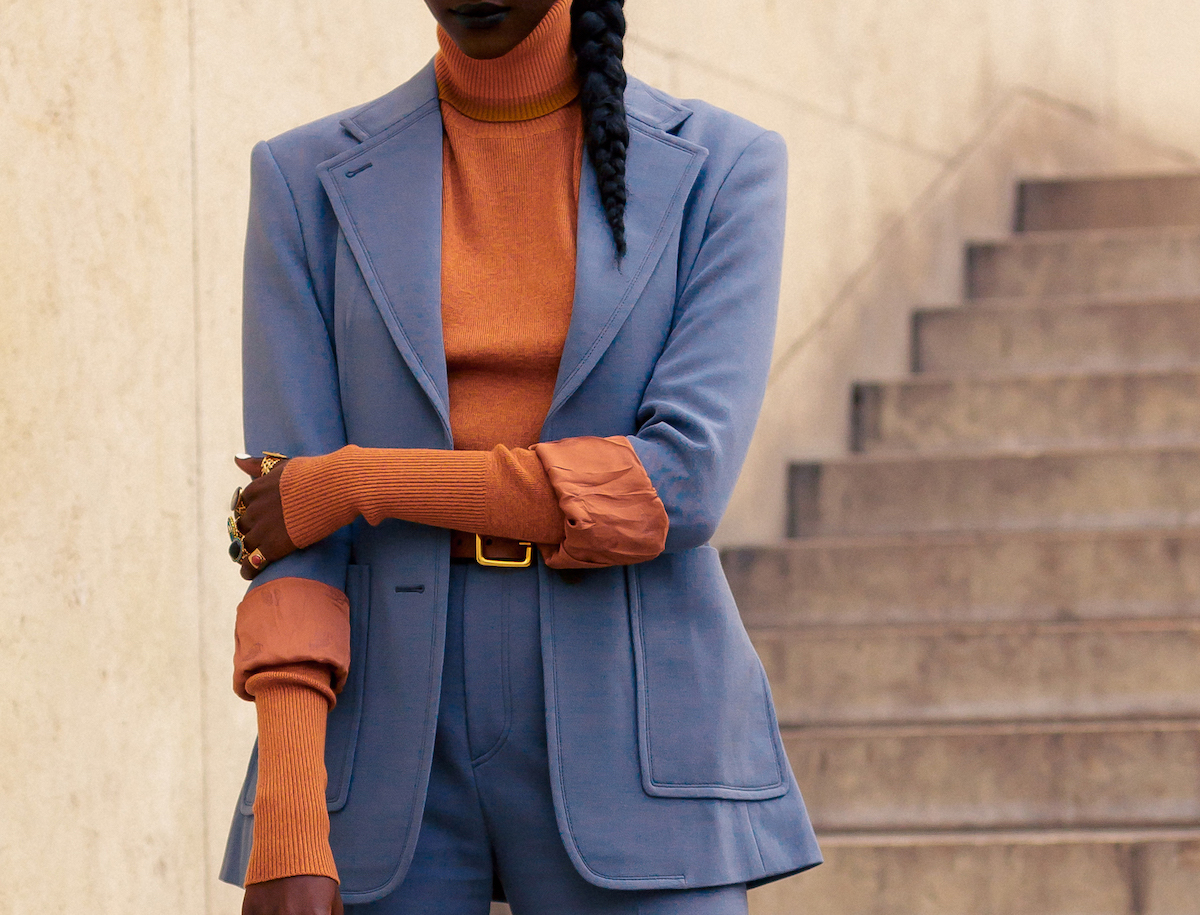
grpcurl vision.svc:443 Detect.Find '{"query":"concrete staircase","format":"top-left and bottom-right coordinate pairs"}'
top-left (727, 175), bottom-right (1200, 914)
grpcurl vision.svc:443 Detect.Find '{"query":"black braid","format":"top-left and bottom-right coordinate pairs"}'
top-left (570, 0), bottom-right (628, 259)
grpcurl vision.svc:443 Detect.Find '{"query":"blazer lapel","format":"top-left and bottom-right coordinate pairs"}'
top-left (317, 62), bottom-right (453, 440)
top-left (546, 80), bottom-right (708, 422)
top-left (317, 67), bottom-right (707, 440)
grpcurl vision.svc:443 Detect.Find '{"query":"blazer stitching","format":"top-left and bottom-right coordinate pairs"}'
top-left (746, 801), bottom-right (768, 874)
top-left (546, 578), bottom-right (686, 884)
top-left (332, 97), bottom-right (442, 162)
top-left (761, 664), bottom-right (789, 787)
top-left (350, 550), bottom-right (445, 898)
top-left (637, 563), bottom-right (785, 794)
top-left (557, 124), bottom-right (700, 400)
top-left (326, 565), bottom-right (371, 810)
top-left (344, 61), bottom-right (438, 138)
top-left (321, 107), bottom-right (451, 423)
top-left (629, 565), bottom-right (656, 793)
top-left (626, 77), bottom-right (692, 132)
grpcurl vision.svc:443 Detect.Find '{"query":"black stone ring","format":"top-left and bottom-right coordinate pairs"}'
top-left (228, 514), bottom-right (247, 563)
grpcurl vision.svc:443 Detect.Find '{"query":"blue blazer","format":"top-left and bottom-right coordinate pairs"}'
top-left (221, 60), bottom-right (821, 903)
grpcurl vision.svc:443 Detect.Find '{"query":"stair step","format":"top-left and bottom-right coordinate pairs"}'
top-left (785, 719), bottom-right (1200, 832)
top-left (966, 228), bottom-right (1200, 300)
top-left (788, 445), bottom-right (1200, 537)
top-left (853, 368), bottom-right (1200, 455)
top-left (1017, 174), bottom-right (1200, 233)
top-left (752, 618), bottom-right (1200, 725)
top-left (723, 527), bottom-right (1200, 627)
top-left (750, 833), bottom-right (1200, 915)
top-left (914, 297), bottom-right (1200, 375)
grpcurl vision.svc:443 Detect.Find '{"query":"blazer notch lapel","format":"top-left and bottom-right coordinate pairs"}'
top-left (548, 114), bottom-right (707, 420)
top-left (318, 65), bottom-right (453, 441)
top-left (341, 59), bottom-right (439, 141)
top-left (625, 79), bottom-right (694, 134)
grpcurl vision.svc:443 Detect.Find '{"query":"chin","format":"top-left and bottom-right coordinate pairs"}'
top-left (438, 1), bottom-right (549, 59)
top-left (453, 32), bottom-right (518, 60)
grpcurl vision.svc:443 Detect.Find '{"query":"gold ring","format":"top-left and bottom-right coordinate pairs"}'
top-left (228, 514), bottom-right (247, 563)
top-left (230, 487), bottom-right (247, 517)
top-left (260, 451), bottom-right (287, 476)
top-left (247, 549), bottom-right (267, 570)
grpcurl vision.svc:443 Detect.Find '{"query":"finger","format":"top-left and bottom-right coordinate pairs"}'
top-left (234, 526), bottom-right (258, 579)
top-left (240, 473), bottom-right (274, 506)
top-left (226, 514), bottom-right (247, 566)
top-left (241, 501), bottom-right (297, 561)
top-left (235, 453), bottom-right (263, 479)
top-left (246, 548), bottom-right (268, 573)
top-left (236, 520), bottom-right (270, 579)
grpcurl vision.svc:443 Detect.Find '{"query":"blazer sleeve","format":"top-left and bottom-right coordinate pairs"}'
top-left (235, 140), bottom-right (352, 689)
top-left (241, 139), bottom-right (351, 588)
top-left (627, 129), bottom-right (788, 552)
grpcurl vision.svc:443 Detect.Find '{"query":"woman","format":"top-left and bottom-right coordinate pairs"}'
top-left (221, 1), bottom-right (821, 913)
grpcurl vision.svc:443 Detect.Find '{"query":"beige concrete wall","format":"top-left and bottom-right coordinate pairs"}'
top-left (3, 2), bottom-right (1200, 912)
top-left (0, 2), bottom-right (205, 912)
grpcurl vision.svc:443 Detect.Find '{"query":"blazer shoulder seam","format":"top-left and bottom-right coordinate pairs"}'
top-left (258, 141), bottom-right (319, 285)
top-left (675, 129), bottom-right (777, 295)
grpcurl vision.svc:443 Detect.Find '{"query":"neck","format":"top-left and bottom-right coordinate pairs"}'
top-left (435, 0), bottom-right (578, 122)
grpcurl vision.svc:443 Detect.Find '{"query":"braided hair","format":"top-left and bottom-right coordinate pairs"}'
top-left (570, 0), bottom-right (629, 258)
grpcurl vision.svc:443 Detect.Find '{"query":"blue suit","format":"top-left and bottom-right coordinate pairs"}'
top-left (221, 60), bottom-right (821, 905)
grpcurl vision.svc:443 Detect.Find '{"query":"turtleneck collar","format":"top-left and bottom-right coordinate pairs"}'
top-left (435, 0), bottom-right (579, 122)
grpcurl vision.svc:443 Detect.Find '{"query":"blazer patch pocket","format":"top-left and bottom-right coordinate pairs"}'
top-left (238, 564), bottom-right (371, 815)
top-left (628, 547), bottom-right (788, 800)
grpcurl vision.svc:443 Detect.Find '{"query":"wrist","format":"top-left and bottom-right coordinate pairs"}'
top-left (280, 446), bottom-right (363, 549)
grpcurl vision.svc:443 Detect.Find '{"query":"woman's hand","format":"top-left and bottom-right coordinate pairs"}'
top-left (242, 875), bottom-right (344, 915)
top-left (232, 454), bottom-right (299, 580)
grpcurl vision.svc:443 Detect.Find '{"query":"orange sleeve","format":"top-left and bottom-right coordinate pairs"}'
top-left (243, 663), bottom-right (339, 885)
top-left (531, 436), bottom-right (669, 569)
top-left (277, 436), bottom-right (668, 569)
top-left (233, 578), bottom-right (351, 701)
top-left (280, 445), bottom-right (564, 549)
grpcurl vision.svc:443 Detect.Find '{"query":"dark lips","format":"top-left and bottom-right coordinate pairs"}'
top-left (450, 2), bottom-right (512, 28)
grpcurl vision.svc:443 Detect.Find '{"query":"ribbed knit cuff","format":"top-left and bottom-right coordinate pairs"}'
top-left (281, 445), bottom-right (493, 548)
top-left (244, 666), bottom-right (339, 885)
top-left (279, 451), bottom-right (359, 550)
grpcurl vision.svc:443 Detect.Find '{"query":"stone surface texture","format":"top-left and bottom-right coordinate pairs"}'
top-left (914, 297), bottom-right (1200, 375)
top-left (6, 2), bottom-right (1200, 913)
top-left (732, 171), bottom-right (1200, 912)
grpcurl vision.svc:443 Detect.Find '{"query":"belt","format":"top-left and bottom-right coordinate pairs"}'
top-left (449, 530), bottom-right (534, 568)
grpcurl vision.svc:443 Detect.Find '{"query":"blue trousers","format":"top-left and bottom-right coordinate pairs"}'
top-left (345, 562), bottom-right (748, 915)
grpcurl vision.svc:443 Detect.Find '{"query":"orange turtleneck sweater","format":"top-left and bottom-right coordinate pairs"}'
top-left (239, 2), bottom-right (668, 885)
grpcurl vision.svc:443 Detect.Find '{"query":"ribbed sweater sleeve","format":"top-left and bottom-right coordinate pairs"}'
top-left (280, 444), bottom-right (565, 549)
top-left (243, 663), bottom-right (339, 885)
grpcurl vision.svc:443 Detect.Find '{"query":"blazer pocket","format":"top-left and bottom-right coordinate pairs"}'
top-left (629, 546), bottom-right (788, 800)
top-left (238, 564), bottom-right (371, 815)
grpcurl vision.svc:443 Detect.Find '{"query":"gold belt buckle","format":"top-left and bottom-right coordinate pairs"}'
top-left (475, 534), bottom-right (533, 568)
